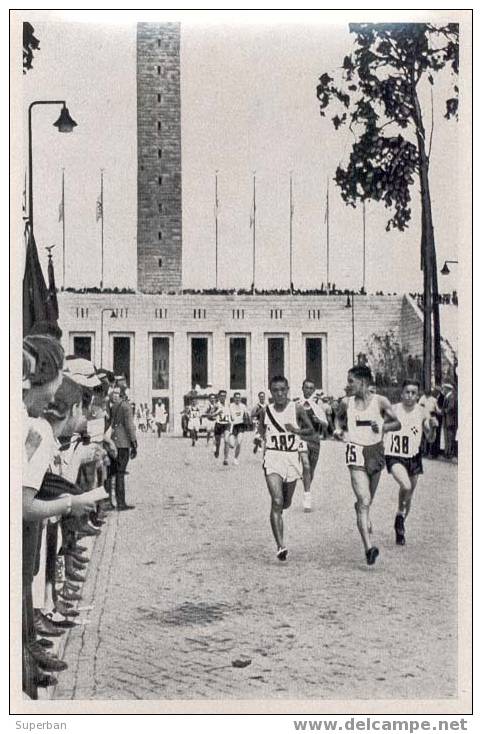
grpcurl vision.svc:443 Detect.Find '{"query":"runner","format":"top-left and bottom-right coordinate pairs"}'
top-left (213, 390), bottom-right (231, 465)
top-left (258, 375), bottom-right (314, 561)
top-left (296, 379), bottom-right (328, 512)
top-left (229, 392), bottom-right (250, 465)
top-left (334, 366), bottom-right (401, 566)
top-left (385, 380), bottom-right (438, 545)
top-left (202, 393), bottom-right (218, 446)
top-left (187, 397), bottom-right (202, 447)
top-left (251, 391), bottom-right (267, 454)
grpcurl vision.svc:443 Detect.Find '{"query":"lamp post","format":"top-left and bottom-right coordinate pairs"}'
top-left (28, 101), bottom-right (77, 230)
top-left (441, 260), bottom-right (458, 275)
top-left (100, 308), bottom-right (117, 368)
top-left (345, 292), bottom-right (355, 365)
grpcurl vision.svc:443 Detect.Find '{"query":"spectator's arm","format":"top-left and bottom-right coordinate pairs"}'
top-left (23, 486), bottom-right (71, 521)
top-left (123, 402), bottom-right (137, 445)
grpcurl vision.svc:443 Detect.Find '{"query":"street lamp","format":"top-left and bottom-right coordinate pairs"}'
top-left (28, 100), bottom-right (77, 230)
top-left (441, 260), bottom-right (458, 275)
top-left (345, 292), bottom-right (355, 365)
top-left (100, 308), bottom-right (117, 368)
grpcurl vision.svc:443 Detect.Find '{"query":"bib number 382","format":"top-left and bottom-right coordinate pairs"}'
top-left (270, 434), bottom-right (296, 451)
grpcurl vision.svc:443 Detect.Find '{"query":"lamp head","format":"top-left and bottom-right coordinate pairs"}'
top-left (441, 262), bottom-right (450, 275)
top-left (53, 106), bottom-right (77, 133)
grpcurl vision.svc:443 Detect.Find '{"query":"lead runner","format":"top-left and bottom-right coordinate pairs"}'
top-left (258, 375), bottom-right (314, 561)
top-left (334, 366), bottom-right (401, 566)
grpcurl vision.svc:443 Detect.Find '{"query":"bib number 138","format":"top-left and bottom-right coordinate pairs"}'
top-left (390, 434), bottom-right (409, 455)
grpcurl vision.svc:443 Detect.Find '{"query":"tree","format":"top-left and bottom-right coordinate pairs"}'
top-left (23, 21), bottom-right (40, 74)
top-left (316, 23), bottom-right (458, 391)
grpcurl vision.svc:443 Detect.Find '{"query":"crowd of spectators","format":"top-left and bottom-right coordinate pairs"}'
top-left (410, 291), bottom-right (458, 308)
top-left (22, 323), bottom-right (137, 699)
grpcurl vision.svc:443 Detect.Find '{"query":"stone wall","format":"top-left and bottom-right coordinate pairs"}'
top-left (137, 23), bottom-right (182, 292)
top-left (58, 293), bottom-right (403, 431)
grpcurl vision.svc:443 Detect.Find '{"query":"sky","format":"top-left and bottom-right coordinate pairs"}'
top-left (21, 12), bottom-right (462, 294)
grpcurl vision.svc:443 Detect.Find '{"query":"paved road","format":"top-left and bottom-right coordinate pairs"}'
top-left (54, 433), bottom-right (458, 701)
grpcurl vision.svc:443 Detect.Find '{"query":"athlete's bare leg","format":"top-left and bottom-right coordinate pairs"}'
top-left (223, 429), bottom-right (230, 463)
top-left (266, 475), bottom-right (297, 553)
top-left (234, 432), bottom-right (244, 461)
top-left (349, 467), bottom-right (374, 554)
top-left (390, 464), bottom-right (419, 518)
top-left (300, 452), bottom-right (311, 493)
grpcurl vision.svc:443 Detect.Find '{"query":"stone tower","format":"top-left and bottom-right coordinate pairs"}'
top-left (137, 23), bottom-right (182, 292)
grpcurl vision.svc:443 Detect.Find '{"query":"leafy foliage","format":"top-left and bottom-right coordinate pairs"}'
top-left (316, 23), bottom-right (459, 231)
top-left (23, 22), bottom-right (40, 74)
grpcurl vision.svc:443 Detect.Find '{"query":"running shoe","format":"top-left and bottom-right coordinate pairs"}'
top-left (365, 546), bottom-right (379, 566)
top-left (276, 547), bottom-right (288, 561)
top-left (394, 514), bottom-right (406, 545)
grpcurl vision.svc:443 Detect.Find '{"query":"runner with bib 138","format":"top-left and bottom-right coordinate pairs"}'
top-left (334, 366), bottom-right (401, 566)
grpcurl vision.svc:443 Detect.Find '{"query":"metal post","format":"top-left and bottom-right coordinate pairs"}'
top-left (61, 168), bottom-right (66, 289)
top-left (352, 293), bottom-right (355, 365)
top-left (28, 100), bottom-right (67, 231)
top-left (215, 171), bottom-right (218, 290)
top-left (100, 169), bottom-right (104, 290)
top-left (362, 201), bottom-right (366, 292)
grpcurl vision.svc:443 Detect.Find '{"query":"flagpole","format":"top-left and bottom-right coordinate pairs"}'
top-left (252, 172), bottom-right (256, 292)
top-left (215, 170), bottom-right (218, 290)
top-left (100, 169), bottom-right (104, 290)
top-left (326, 177), bottom-right (330, 289)
top-left (61, 169), bottom-right (65, 290)
top-left (289, 173), bottom-right (293, 292)
top-left (362, 199), bottom-right (366, 292)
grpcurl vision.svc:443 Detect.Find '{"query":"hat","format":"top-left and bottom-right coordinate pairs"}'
top-left (64, 356), bottom-right (101, 389)
top-left (23, 334), bottom-right (64, 386)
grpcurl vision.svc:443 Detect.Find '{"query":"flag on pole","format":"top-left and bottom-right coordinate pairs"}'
top-left (22, 171), bottom-right (27, 215)
top-left (46, 247), bottom-right (59, 322)
top-left (58, 199), bottom-right (64, 222)
top-left (96, 197), bottom-right (103, 222)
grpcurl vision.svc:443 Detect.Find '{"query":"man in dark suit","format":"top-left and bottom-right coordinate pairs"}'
top-left (110, 387), bottom-right (137, 510)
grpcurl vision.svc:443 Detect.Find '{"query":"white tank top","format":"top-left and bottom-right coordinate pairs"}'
top-left (230, 403), bottom-right (245, 425)
top-left (264, 400), bottom-right (300, 453)
top-left (385, 403), bottom-right (425, 458)
top-left (346, 395), bottom-right (384, 446)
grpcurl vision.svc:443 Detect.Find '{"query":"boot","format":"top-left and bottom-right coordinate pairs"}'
top-left (115, 472), bottom-right (135, 511)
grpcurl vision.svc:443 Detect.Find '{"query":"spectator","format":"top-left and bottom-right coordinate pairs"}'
top-left (154, 399), bottom-right (168, 438)
top-left (22, 334), bottom-right (95, 697)
top-left (442, 383), bottom-right (458, 460)
top-left (110, 387), bottom-right (137, 510)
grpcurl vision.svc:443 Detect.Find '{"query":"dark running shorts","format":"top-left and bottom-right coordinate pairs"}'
top-left (214, 422), bottom-right (230, 437)
top-left (232, 424), bottom-right (247, 437)
top-left (345, 441), bottom-right (385, 476)
top-left (386, 451), bottom-right (424, 477)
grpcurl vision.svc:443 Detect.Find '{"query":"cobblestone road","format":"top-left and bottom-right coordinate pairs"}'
top-left (54, 433), bottom-right (458, 701)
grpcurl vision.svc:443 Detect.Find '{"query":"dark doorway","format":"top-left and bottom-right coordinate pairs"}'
top-left (73, 335), bottom-right (92, 361)
top-left (267, 337), bottom-right (285, 385)
top-left (113, 336), bottom-right (131, 387)
top-left (305, 338), bottom-right (323, 389)
top-left (191, 337), bottom-right (208, 389)
top-left (230, 337), bottom-right (247, 390)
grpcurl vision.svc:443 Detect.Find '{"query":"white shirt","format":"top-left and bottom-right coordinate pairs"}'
top-left (23, 408), bottom-right (56, 491)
